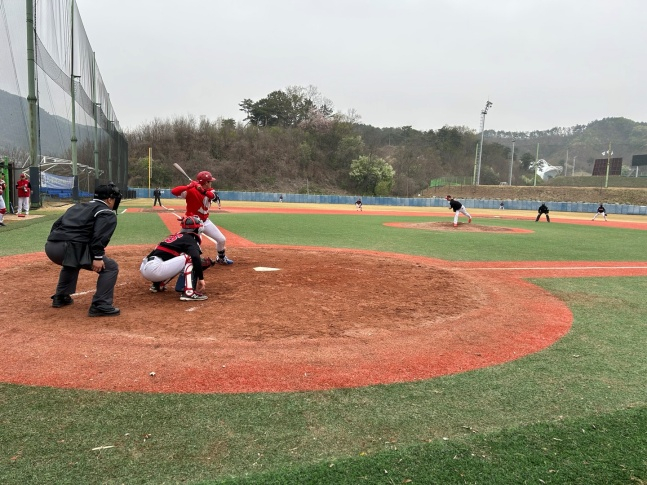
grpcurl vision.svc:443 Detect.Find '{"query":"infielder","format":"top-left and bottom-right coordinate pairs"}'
top-left (592, 204), bottom-right (607, 221)
top-left (171, 170), bottom-right (233, 265)
top-left (446, 195), bottom-right (472, 227)
top-left (140, 216), bottom-right (213, 301)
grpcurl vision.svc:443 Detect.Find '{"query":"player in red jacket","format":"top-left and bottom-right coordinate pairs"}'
top-left (15, 173), bottom-right (31, 217)
top-left (171, 170), bottom-right (233, 265)
top-left (0, 176), bottom-right (7, 226)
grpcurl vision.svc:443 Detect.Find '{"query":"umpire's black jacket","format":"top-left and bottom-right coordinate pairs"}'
top-left (47, 199), bottom-right (117, 261)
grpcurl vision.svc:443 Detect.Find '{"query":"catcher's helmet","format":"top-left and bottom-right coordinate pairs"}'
top-left (180, 215), bottom-right (204, 234)
top-left (196, 171), bottom-right (214, 184)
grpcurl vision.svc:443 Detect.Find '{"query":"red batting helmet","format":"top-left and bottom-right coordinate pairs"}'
top-left (180, 215), bottom-right (204, 234)
top-left (196, 171), bottom-right (214, 184)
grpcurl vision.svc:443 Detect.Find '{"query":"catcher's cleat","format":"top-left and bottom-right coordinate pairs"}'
top-left (180, 291), bottom-right (208, 301)
top-left (150, 282), bottom-right (166, 293)
top-left (51, 294), bottom-right (74, 308)
top-left (216, 256), bottom-right (234, 265)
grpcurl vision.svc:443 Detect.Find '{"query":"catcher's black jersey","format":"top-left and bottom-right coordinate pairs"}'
top-left (147, 233), bottom-right (204, 280)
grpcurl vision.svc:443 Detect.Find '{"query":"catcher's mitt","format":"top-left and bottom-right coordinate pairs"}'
top-left (201, 257), bottom-right (215, 270)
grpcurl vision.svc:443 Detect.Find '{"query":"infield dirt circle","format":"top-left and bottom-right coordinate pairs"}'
top-left (0, 241), bottom-right (573, 393)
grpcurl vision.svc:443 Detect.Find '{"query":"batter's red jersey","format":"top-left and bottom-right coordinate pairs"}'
top-left (170, 184), bottom-right (216, 222)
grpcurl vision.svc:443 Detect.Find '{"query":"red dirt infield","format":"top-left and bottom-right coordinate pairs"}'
top-left (1, 206), bottom-right (645, 394)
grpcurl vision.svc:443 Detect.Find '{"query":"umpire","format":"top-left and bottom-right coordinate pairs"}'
top-left (45, 184), bottom-right (122, 317)
top-left (536, 202), bottom-right (550, 222)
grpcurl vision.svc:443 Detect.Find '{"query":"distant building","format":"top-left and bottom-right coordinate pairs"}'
top-left (534, 159), bottom-right (563, 180)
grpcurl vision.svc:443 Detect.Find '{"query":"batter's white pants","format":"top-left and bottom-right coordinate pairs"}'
top-left (17, 196), bottom-right (29, 214)
top-left (203, 218), bottom-right (226, 252)
top-left (453, 207), bottom-right (471, 224)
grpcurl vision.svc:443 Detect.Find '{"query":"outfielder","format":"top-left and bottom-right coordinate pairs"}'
top-left (446, 195), bottom-right (472, 227)
top-left (592, 204), bottom-right (607, 221)
top-left (171, 171), bottom-right (233, 265)
top-left (140, 216), bottom-right (213, 301)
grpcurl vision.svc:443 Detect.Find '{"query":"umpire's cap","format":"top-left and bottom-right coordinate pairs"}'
top-left (94, 183), bottom-right (122, 211)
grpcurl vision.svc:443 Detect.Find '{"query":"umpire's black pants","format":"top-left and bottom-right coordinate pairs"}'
top-left (45, 241), bottom-right (119, 310)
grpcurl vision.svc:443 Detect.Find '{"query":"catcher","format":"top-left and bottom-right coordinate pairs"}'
top-left (140, 215), bottom-right (214, 301)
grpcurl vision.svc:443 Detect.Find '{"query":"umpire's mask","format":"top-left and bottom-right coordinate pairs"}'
top-left (95, 183), bottom-right (122, 212)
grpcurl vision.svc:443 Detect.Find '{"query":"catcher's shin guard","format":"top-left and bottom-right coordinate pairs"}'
top-left (182, 256), bottom-right (195, 296)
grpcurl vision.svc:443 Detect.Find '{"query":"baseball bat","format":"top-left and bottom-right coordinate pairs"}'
top-left (173, 163), bottom-right (192, 182)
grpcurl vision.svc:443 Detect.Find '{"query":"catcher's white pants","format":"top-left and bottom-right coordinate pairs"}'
top-left (140, 255), bottom-right (188, 283)
top-left (453, 207), bottom-right (471, 224)
top-left (203, 218), bottom-right (226, 252)
top-left (17, 196), bottom-right (29, 214)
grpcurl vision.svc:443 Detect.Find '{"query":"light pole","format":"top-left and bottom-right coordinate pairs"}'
top-left (476, 100), bottom-right (492, 185)
top-left (509, 139), bottom-right (515, 185)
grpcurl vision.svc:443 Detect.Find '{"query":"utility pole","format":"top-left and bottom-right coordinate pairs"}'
top-left (472, 142), bottom-right (479, 185)
top-left (604, 142), bottom-right (612, 188)
top-left (509, 140), bottom-right (515, 185)
top-left (476, 100), bottom-right (492, 185)
top-left (533, 143), bottom-right (539, 187)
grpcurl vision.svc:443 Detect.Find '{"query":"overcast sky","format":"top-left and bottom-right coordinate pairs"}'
top-left (78, 0), bottom-right (647, 133)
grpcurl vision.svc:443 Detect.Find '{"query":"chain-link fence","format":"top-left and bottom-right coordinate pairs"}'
top-left (0, 0), bottom-right (127, 207)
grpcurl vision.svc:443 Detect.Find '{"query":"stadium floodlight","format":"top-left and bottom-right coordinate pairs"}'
top-left (476, 100), bottom-right (493, 186)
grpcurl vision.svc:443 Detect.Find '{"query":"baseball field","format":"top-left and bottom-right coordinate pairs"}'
top-left (0, 200), bottom-right (646, 484)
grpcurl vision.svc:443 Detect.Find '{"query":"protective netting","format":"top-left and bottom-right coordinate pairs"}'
top-left (0, 0), bottom-right (128, 200)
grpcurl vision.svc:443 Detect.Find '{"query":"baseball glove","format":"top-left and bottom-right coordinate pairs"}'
top-left (201, 257), bottom-right (215, 270)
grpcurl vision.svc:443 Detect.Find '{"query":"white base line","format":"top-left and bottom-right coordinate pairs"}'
top-left (454, 266), bottom-right (647, 271)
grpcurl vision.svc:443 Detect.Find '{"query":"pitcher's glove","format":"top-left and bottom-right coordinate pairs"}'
top-left (201, 257), bottom-right (215, 270)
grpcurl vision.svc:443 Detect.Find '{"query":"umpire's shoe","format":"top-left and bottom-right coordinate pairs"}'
top-left (88, 305), bottom-right (121, 317)
top-left (51, 294), bottom-right (74, 308)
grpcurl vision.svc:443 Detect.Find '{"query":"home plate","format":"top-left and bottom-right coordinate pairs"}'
top-left (254, 267), bottom-right (281, 272)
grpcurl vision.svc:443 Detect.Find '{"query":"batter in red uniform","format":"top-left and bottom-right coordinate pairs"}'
top-left (171, 170), bottom-right (233, 265)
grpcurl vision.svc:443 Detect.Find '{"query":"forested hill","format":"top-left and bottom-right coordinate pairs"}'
top-left (126, 109), bottom-right (647, 197)
top-left (484, 117), bottom-right (647, 176)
